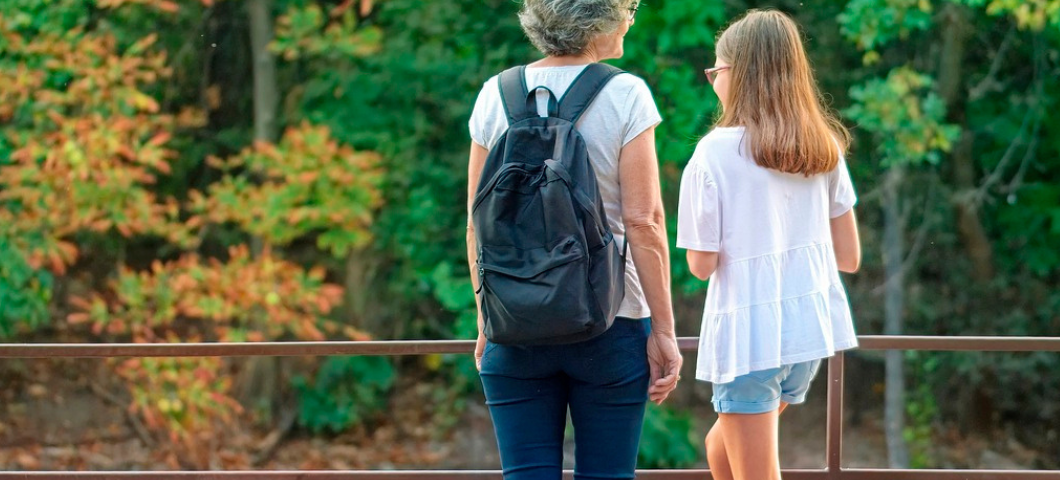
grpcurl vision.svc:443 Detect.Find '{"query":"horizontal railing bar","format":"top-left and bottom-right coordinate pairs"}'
top-left (0, 336), bottom-right (1057, 358)
top-left (838, 469), bottom-right (1060, 479)
top-left (0, 340), bottom-right (473, 358)
top-left (0, 470), bottom-right (819, 480)
top-left (1, 469), bottom-right (1058, 479)
top-left (856, 336), bottom-right (1060, 352)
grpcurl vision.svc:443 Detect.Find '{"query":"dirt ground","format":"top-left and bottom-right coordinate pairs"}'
top-left (0, 357), bottom-right (1049, 472)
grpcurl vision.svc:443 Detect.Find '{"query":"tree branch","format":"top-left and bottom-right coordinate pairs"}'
top-left (968, 26), bottom-right (1016, 102)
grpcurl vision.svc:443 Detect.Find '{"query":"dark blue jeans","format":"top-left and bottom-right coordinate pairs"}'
top-left (479, 317), bottom-right (651, 480)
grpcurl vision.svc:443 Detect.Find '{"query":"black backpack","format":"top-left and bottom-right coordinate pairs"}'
top-left (471, 63), bottom-right (626, 346)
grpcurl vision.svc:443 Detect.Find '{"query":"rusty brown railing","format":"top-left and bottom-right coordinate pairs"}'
top-left (1, 335), bottom-right (1058, 480)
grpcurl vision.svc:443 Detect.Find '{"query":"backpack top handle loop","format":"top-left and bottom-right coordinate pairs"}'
top-left (525, 86), bottom-right (560, 118)
top-left (499, 63), bottom-right (624, 124)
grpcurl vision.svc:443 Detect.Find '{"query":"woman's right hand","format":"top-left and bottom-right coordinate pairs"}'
top-left (646, 329), bottom-right (683, 405)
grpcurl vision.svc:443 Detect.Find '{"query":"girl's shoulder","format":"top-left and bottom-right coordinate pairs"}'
top-left (691, 127), bottom-right (747, 168)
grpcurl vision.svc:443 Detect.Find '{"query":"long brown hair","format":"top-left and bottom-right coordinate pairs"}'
top-left (715, 9), bottom-right (850, 176)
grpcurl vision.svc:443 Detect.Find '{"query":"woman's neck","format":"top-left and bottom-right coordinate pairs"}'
top-left (531, 48), bottom-right (601, 67)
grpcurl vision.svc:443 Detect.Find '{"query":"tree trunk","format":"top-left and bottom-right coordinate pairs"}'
top-left (344, 251), bottom-right (382, 336)
top-left (938, 3), bottom-right (995, 281)
top-left (952, 133), bottom-right (995, 281)
top-left (882, 167), bottom-right (910, 469)
top-left (248, 0), bottom-right (278, 144)
top-left (238, 0), bottom-right (285, 423)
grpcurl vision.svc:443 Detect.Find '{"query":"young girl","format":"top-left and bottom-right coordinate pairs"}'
top-left (676, 10), bottom-right (862, 480)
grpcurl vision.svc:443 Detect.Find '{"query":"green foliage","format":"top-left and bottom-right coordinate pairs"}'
top-left (293, 356), bottom-right (396, 434)
top-left (0, 0), bottom-right (1058, 464)
top-left (637, 403), bottom-right (699, 468)
top-left (120, 355), bottom-right (241, 446)
top-left (953, 0), bottom-right (1060, 30)
top-left (621, 0), bottom-right (728, 295)
top-left (190, 122), bottom-right (384, 256)
top-left (272, 3), bottom-right (383, 61)
top-left (843, 67), bottom-right (961, 167)
top-left (903, 351), bottom-right (940, 468)
top-left (72, 246), bottom-right (345, 340)
top-left (838, 0), bottom-right (933, 63)
top-left (0, 234), bottom-right (52, 337)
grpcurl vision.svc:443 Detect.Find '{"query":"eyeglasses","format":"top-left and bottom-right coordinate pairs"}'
top-left (628, 2), bottom-right (641, 21)
top-left (704, 66), bottom-right (731, 85)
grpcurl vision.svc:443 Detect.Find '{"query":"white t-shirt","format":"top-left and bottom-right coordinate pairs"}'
top-left (469, 65), bottom-right (662, 319)
top-left (676, 126), bottom-right (859, 384)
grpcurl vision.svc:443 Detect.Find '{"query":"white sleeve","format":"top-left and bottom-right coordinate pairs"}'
top-left (620, 77), bottom-right (662, 146)
top-left (676, 159), bottom-right (721, 252)
top-left (469, 77), bottom-right (505, 149)
top-left (828, 154), bottom-right (857, 218)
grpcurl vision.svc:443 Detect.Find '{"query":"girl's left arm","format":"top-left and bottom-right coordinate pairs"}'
top-left (687, 250), bottom-right (719, 281)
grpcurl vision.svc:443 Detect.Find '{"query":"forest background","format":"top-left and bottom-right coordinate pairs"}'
top-left (0, 0), bottom-right (1058, 472)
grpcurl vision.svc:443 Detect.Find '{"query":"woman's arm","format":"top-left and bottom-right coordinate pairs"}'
top-left (619, 127), bottom-right (683, 403)
top-left (830, 209), bottom-right (861, 273)
top-left (619, 128), bottom-right (673, 334)
top-left (466, 142), bottom-right (489, 368)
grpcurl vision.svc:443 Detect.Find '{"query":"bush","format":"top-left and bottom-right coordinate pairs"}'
top-left (293, 356), bottom-right (396, 434)
top-left (0, 235), bottom-right (52, 338)
top-left (638, 403), bottom-right (699, 468)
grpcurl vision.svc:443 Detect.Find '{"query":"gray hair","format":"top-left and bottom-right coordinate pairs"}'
top-left (518, 0), bottom-right (631, 57)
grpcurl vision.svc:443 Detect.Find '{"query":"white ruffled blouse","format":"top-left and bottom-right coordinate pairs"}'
top-left (677, 127), bottom-right (859, 384)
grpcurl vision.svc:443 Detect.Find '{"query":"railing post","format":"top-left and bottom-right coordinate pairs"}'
top-left (826, 352), bottom-right (845, 479)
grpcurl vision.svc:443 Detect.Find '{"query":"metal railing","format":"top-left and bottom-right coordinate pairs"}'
top-left (1, 335), bottom-right (1058, 480)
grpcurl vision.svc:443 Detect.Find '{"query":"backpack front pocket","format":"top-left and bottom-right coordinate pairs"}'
top-left (478, 236), bottom-right (593, 344)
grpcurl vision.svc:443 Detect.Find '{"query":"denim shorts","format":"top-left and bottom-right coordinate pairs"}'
top-left (711, 359), bottom-right (822, 414)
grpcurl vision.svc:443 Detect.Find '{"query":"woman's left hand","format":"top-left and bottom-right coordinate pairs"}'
top-left (474, 332), bottom-right (488, 371)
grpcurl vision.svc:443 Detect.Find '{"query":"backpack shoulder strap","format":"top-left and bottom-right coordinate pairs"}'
top-left (498, 66), bottom-right (534, 124)
top-left (557, 63), bottom-right (624, 124)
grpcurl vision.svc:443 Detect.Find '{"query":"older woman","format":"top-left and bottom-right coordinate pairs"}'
top-left (464, 1), bottom-right (682, 478)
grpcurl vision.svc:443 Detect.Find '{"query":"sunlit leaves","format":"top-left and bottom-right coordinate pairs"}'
top-left (0, 23), bottom-right (187, 271)
top-left (843, 67), bottom-right (961, 167)
top-left (190, 122), bottom-right (385, 256)
top-left (118, 355), bottom-right (240, 463)
top-left (838, 0), bottom-right (933, 64)
top-left (96, 0), bottom-right (214, 13)
top-left (72, 245), bottom-right (347, 342)
top-left (954, 0), bottom-right (1060, 30)
top-left (272, 3), bottom-right (383, 61)
top-left (69, 242), bottom-right (353, 460)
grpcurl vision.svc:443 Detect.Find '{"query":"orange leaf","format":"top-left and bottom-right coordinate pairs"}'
top-left (148, 132), bottom-right (171, 147)
top-left (343, 326), bottom-right (371, 341)
top-left (157, 1), bottom-right (179, 13)
top-left (68, 296), bottom-right (92, 310)
top-left (67, 313), bottom-right (91, 324)
top-left (48, 252), bottom-right (67, 275)
top-left (56, 240), bottom-right (79, 261)
top-left (154, 160), bottom-right (172, 175)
